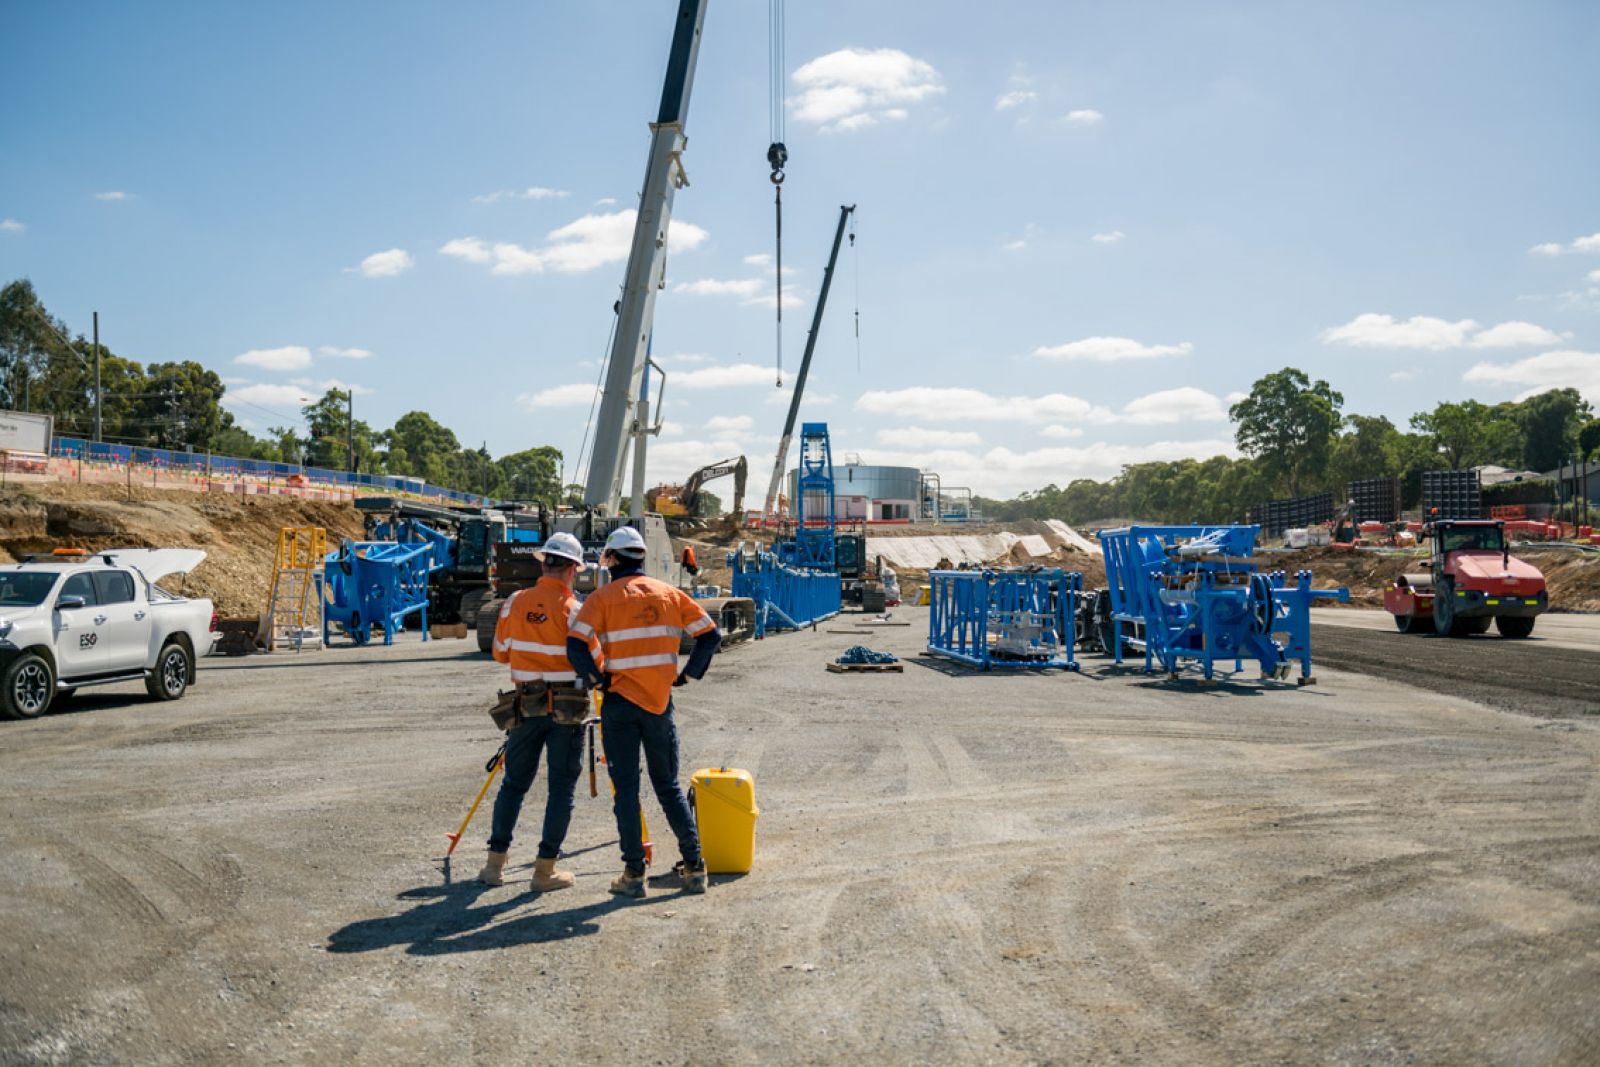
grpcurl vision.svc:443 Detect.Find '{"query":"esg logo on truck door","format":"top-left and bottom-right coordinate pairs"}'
top-left (79, 632), bottom-right (98, 650)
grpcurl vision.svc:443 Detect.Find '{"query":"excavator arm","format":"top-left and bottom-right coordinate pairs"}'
top-left (682, 455), bottom-right (747, 517)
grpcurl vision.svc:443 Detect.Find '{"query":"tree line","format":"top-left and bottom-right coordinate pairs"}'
top-left (0, 279), bottom-right (563, 503)
top-left (977, 367), bottom-right (1600, 526)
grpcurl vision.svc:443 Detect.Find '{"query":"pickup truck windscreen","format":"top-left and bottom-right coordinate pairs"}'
top-left (0, 572), bottom-right (60, 607)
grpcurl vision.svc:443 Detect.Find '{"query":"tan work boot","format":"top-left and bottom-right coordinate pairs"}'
top-left (531, 856), bottom-right (575, 892)
top-left (678, 860), bottom-right (707, 895)
top-left (609, 867), bottom-right (647, 899)
top-left (477, 851), bottom-right (509, 886)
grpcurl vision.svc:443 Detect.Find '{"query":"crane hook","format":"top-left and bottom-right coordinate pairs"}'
top-left (767, 141), bottom-right (788, 185)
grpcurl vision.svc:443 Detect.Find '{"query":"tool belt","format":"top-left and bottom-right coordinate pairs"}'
top-left (489, 681), bottom-right (590, 731)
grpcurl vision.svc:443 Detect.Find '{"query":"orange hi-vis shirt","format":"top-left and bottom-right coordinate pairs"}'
top-left (570, 573), bottom-right (715, 714)
top-left (493, 576), bottom-right (589, 684)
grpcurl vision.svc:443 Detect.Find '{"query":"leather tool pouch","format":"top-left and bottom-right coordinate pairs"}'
top-left (489, 688), bottom-right (523, 732)
top-left (514, 681), bottom-right (590, 727)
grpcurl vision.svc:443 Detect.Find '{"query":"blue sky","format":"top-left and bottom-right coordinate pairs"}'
top-left (3, 1), bottom-right (1597, 496)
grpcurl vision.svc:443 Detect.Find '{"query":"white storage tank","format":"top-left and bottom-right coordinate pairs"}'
top-left (788, 462), bottom-right (923, 522)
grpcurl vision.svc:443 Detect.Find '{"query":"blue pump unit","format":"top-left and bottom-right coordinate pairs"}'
top-left (322, 539), bottom-right (441, 646)
top-left (1096, 525), bottom-right (1348, 683)
top-left (927, 568), bottom-right (1080, 671)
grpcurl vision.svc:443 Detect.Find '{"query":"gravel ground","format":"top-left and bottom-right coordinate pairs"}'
top-left (1310, 611), bottom-right (1600, 719)
top-left (1, 610), bottom-right (1597, 1064)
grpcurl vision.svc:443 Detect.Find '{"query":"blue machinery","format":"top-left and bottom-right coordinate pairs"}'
top-left (322, 539), bottom-right (441, 646)
top-left (1097, 525), bottom-right (1349, 683)
top-left (730, 423), bottom-right (842, 637)
top-left (927, 568), bottom-right (1081, 670)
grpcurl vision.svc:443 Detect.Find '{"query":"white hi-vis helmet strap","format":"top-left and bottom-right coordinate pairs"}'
top-left (604, 526), bottom-right (647, 556)
top-left (538, 532), bottom-right (585, 565)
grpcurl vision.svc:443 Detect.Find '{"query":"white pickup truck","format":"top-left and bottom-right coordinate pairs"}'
top-left (0, 549), bottom-right (219, 720)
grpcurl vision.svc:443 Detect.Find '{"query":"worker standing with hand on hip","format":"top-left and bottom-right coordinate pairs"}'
top-left (567, 526), bottom-right (721, 898)
top-left (479, 532), bottom-right (592, 893)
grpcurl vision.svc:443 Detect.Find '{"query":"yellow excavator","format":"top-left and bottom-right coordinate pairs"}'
top-left (649, 455), bottom-right (747, 518)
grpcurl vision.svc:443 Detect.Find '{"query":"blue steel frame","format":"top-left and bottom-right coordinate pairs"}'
top-left (1096, 525), bottom-right (1348, 682)
top-left (729, 548), bottom-right (841, 638)
top-left (927, 568), bottom-right (1080, 671)
top-left (322, 540), bottom-right (439, 646)
top-left (788, 422), bottom-right (837, 570)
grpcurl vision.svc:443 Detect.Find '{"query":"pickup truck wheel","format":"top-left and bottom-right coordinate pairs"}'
top-left (146, 642), bottom-right (191, 701)
top-left (2, 653), bottom-right (55, 720)
top-left (476, 599), bottom-right (502, 655)
top-left (1496, 615), bottom-right (1536, 638)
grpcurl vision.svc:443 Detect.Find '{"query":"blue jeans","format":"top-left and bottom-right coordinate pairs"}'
top-left (487, 716), bottom-right (584, 859)
top-left (601, 692), bottom-right (701, 874)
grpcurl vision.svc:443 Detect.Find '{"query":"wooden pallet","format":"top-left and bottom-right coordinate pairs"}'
top-left (826, 660), bottom-right (904, 673)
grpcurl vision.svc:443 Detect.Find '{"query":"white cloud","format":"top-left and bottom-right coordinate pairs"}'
top-left (675, 278), bottom-right (765, 299)
top-left (358, 248), bottom-right (414, 278)
top-left (1040, 425), bottom-right (1085, 439)
top-left (1323, 313), bottom-right (1565, 350)
top-left (876, 426), bottom-right (983, 448)
top-left (439, 237), bottom-right (492, 264)
top-left (517, 384), bottom-right (596, 410)
top-left (292, 377), bottom-right (373, 397)
top-left (1091, 230), bottom-right (1125, 244)
top-left (1588, 269), bottom-right (1600, 284)
top-left (676, 363), bottom-right (776, 389)
top-left (856, 387), bottom-right (1096, 423)
top-left (93, 191), bottom-right (130, 201)
top-left (471, 186), bottom-right (570, 204)
top-left (1115, 387), bottom-right (1228, 425)
top-left (444, 210), bottom-right (707, 276)
top-left (1530, 232), bottom-right (1600, 255)
top-left (235, 346), bottom-right (313, 372)
top-left (1002, 239), bottom-right (1027, 252)
top-left (704, 415), bottom-right (754, 434)
top-left (790, 48), bottom-right (944, 133)
top-left (1320, 313), bottom-right (1477, 350)
top-left (661, 352), bottom-right (713, 366)
top-left (743, 253), bottom-right (772, 267)
top-left (316, 346), bottom-right (373, 360)
top-left (594, 197), bottom-right (618, 207)
top-left (1033, 336), bottom-right (1193, 362)
top-left (1463, 350), bottom-right (1600, 404)
top-left (226, 383), bottom-right (316, 410)
top-left (0, 218), bottom-right (23, 233)
top-left (995, 89), bottom-right (1037, 111)
top-left (1063, 109), bottom-right (1104, 126)
top-left (852, 438), bottom-right (1238, 497)
top-left (1466, 321), bottom-right (1566, 348)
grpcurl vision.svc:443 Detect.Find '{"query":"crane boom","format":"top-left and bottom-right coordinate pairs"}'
top-left (582, 0), bottom-right (709, 513)
top-left (762, 203), bottom-right (856, 520)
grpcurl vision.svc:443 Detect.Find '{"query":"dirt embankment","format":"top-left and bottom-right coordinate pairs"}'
top-left (0, 485), bottom-right (364, 617)
top-left (1271, 545), bottom-right (1600, 612)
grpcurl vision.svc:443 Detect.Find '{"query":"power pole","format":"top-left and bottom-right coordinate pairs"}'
top-left (346, 391), bottom-right (354, 473)
top-left (92, 312), bottom-right (102, 444)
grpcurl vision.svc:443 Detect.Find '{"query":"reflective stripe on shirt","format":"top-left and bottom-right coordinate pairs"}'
top-left (604, 652), bottom-right (680, 670)
top-left (510, 668), bottom-right (578, 682)
top-left (600, 625), bottom-right (682, 644)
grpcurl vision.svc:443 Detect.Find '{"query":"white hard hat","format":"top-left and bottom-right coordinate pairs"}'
top-left (604, 526), bottom-right (647, 556)
top-left (537, 532), bottom-right (585, 565)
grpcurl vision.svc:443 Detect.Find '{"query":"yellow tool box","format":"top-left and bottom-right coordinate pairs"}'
top-left (691, 767), bottom-right (759, 874)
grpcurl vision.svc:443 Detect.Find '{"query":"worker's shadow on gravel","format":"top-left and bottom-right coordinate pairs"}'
top-left (325, 871), bottom-right (671, 957)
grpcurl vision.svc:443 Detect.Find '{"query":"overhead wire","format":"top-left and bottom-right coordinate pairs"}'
top-left (572, 296), bottom-right (622, 493)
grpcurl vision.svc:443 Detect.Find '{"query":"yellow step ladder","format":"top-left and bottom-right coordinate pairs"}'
top-left (266, 527), bottom-right (327, 651)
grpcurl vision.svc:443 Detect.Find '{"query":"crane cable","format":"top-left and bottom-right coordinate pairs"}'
top-left (767, 0), bottom-right (787, 387)
top-left (851, 209), bottom-right (860, 372)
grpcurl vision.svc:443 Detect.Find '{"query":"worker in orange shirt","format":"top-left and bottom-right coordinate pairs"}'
top-left (479, 531), bottom-right (591, 892)
top-left (567, 526), bottom-right (721, 899)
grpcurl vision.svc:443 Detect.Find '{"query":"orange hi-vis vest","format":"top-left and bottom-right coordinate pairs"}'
top-left (493, 576), bottom-right (588, 684)
top-left (570, 573), bottom-right (715, 714)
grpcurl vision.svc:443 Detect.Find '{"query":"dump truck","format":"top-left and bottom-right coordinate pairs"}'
top-left (1383, 519), bottom-right (1547, 637)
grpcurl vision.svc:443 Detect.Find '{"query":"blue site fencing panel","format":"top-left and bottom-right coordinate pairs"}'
top-left (47, 436), bottom-right (485, 506)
